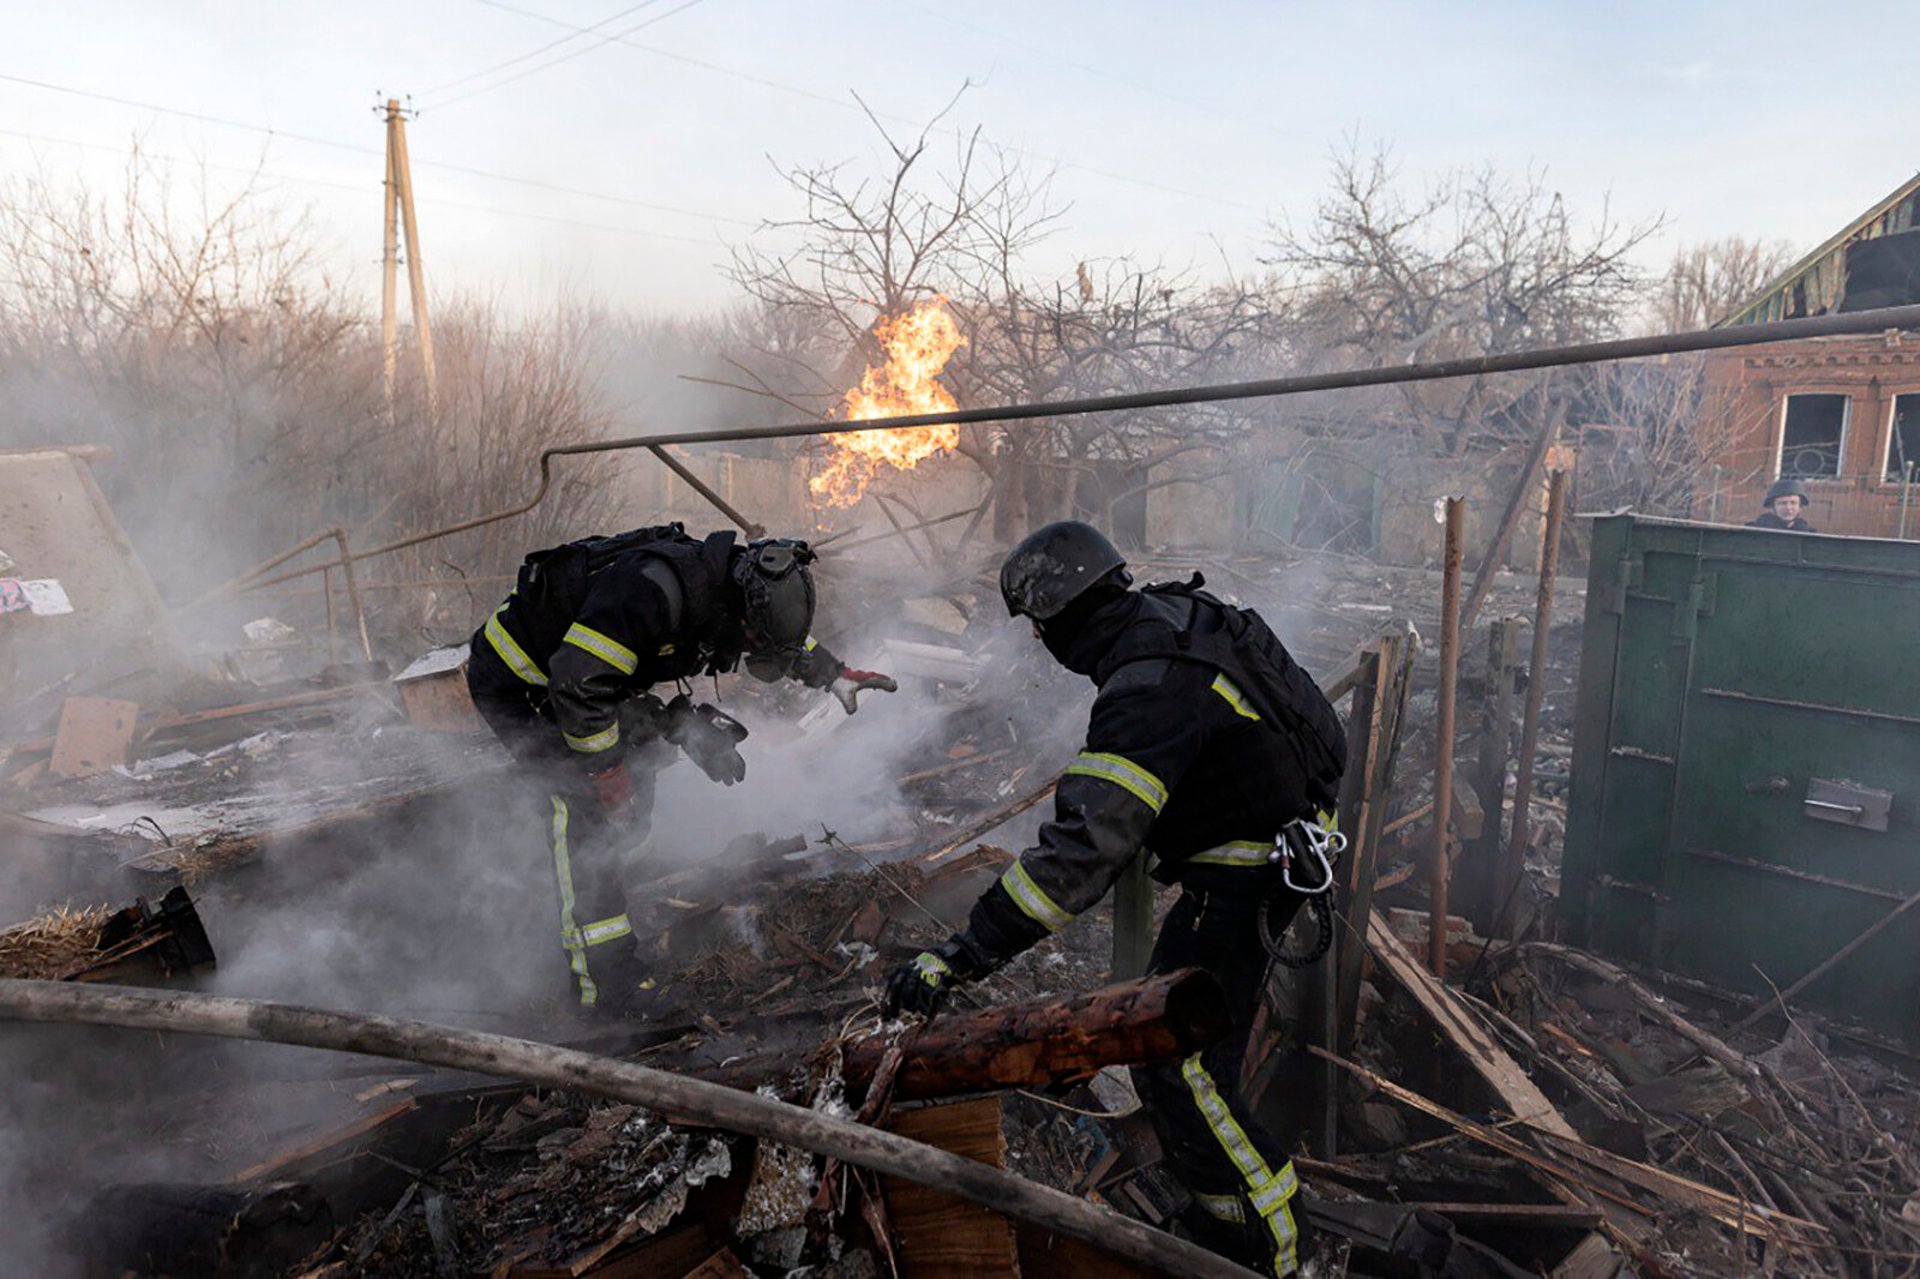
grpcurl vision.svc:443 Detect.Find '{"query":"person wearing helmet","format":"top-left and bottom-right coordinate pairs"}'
top-left (883, 520), bottom-right (1346, 1277)
top-left (466, 523), bottom-right (896, 1014)
top-left (1748, 478), bottom-right (1817, 531)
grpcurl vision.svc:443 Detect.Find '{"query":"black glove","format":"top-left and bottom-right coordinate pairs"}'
top-left (665, 695), bottom-right (749, 786)
top-left (882, 935), bottom-right (986, 1018)
top-left (618, 693), bottom-right (671, 742)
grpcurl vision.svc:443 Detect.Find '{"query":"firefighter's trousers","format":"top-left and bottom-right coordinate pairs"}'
top-left (468, 653), bottom-right (655, 1010)
top-left (1131, 881), bottom-right (1310, 1277)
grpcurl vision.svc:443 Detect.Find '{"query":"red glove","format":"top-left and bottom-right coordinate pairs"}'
top-left (588, 761), bottom-right (634, 813)
top-left (831, 667), bottom-right (899, 714)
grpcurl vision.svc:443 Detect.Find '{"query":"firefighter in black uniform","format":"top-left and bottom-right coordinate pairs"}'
top-left (468, 523), bottom-right (896, 1014)
top-left (882, 521), bottom-right (1345, 1278)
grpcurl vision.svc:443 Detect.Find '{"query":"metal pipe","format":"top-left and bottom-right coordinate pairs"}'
top-left (1430, 496), bottom-right (1465, 978)
top-left (1901, 461), bottom-right (1914, 540)
top-left (646, 443), bottom-right (765, 537)
top-left (1498, 469), bottom-right (1568, 938)
top-left (227, 303), bottom-right (1920, 587)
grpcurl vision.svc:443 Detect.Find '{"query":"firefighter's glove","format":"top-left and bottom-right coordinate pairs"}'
top-left (831, 667), bottom-right (898, 715)
top-left (665, 695), bottom-right (749, 786)
top-left (882, 937), bottom-right (982, 1018)
top-left (618, 692), bottom-right (671, 743)
top-left (588, 761), bottom-right (635, 815)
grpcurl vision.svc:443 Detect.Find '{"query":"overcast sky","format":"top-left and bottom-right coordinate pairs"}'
top-left (1, 1), bottom-right (1913, 318)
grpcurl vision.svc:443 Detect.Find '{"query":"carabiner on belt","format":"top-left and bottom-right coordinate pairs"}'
top-left (1276, 817), bottom-right (1345, 896)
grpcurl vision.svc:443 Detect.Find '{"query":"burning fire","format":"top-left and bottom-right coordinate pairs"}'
top-left (810, 298), bottom-right (966, 508)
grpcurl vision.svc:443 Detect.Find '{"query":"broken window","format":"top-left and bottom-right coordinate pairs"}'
top-left (1886, 393), bottom-right (1920, 482)
top-left (1779, 393), bottom-right (1849, 478)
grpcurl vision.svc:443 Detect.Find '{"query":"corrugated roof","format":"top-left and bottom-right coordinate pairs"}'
top-left (1717, 170), bottom-right (1920, 327)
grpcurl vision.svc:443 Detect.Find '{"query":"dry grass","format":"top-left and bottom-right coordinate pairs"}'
top-left (0, 903), bottom-right (112, 979)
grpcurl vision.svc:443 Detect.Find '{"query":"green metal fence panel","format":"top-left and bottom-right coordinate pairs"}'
top-left (1564, 515), bottom-right (1920, 1033)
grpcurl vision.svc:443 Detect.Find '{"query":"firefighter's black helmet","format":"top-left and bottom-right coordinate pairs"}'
top-left (733, 537), bottom-right (817, 655)
top-left (1000, 521), bottom-right (1129, 621)
top-left (1765, 477), bottom-right (1810, 505)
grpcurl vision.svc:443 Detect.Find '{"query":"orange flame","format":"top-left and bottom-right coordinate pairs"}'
top-left (810, 298), bottom-right (966, 508)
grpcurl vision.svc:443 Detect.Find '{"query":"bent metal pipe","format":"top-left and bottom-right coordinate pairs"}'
top-left (235, 302), bottom-right (1920, 589)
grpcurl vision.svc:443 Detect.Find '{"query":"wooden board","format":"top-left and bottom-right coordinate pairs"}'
top-left (1364, 910), bottom-right (1576, 1138)
top-left (882, 1097), bottom-right (1021, 1278)
top-left (49, 696), bottom-right (139, 779)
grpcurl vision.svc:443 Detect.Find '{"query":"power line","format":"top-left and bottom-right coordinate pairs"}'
top-left (0, 69), bottom-right (759, 230)
top-left (426, 0), bottom-right (709, 110)
top-left (0, 125), bottom-right (727, 247)
top-left (421, 0), bottom-right (664, 98)
top-left (471, 0), bottom-right (1269, 216)
top-left (903, 2), bottom-right (1296, 146)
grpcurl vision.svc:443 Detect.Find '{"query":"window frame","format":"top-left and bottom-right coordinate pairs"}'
top-left (1881, 391), bottom-right (1920, 485)
top-left (1775, 391), bottom-right (1853, 481)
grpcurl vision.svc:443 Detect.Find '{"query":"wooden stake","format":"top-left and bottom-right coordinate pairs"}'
top-left (1499, 468), bottom-right (1568, 938)
top-left (1430, 496), bottom-right (1465, 978)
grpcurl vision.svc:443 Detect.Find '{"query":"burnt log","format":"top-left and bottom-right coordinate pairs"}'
top-left (84, 1181), bottom-right (334, 1279)
top-left (846, 967), bottom-right (1228, 1101)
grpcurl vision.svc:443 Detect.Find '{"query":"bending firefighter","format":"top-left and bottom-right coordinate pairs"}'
top-left (882, 521), bottom-right (1346, 1277)
top-left (468, 523), bottom-right (896, 1014)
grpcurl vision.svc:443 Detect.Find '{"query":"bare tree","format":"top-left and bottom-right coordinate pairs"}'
top-left (1651, 236), bottom-right (1797, 332)
top-left (1264, 140), bottom-right (1663, 456)
top-left (727, 102), bottom-right (1278, 538)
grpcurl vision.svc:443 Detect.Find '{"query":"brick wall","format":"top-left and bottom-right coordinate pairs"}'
top-left (1698, 331), bottom-right (1920, 536)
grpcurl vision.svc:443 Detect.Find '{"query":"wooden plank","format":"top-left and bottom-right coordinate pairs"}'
top-left (882, 1097), bottom-right (1020, 1277)
top-left (49, 696), bottom-right (139, 779)
top-left (1364, 911), bottom-right (1577, 1138)
top-left (1310, 1046), bottom-right (1820, 1244)
top-left (1551, 1232), bottom-right (1629, 1279)
top-left (1014, 1221), bottom-right (1158, 1279)
top-left (229, 1098), bottom-right (419, 1184)
top-left (1407, 1202), bottom-right (1604, 1227)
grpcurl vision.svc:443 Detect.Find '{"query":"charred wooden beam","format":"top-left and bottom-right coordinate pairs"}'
top-left (844, 967), bottom-right (1227, 1101)
top-left (85, 1181), bottom-right (334, 1279)
top-left (62, 885), bottom-right (215, 984)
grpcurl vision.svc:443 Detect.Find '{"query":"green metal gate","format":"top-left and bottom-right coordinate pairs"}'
top-left (1563, 514), bottom-right (1920, 1033)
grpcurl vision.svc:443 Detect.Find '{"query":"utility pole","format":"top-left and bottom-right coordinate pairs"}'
top-left (379, 98), bottom-right (436, 414)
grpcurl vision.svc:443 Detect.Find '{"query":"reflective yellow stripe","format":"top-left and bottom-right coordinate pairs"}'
top-left (485, 606), bottom-right (548, 686)
top-left (803, 635), bottom-right (819, 652)
top-left (1188, 840), bottom-right (1274, 868)
top-left (911, 951), bottom-right (951, 984)
top-left (563, 723), bottom-right (621, 754)
top-left (550, 797), bottom-right (597, 1007)
top-left (999, 860), bottom-right (1074, 932)
top-left (1192, 1191), bottom-right (1246, 1224)
top-left (1065, 752), bottom-right (1168, 813)
top-left (1180, 1053), bottom-right (1299, 1269)
top-left (1211, 673), bottom-right (1260, 721)
top-left (580, 913), bottom-right (633, 946)
top-left (564, 623), bottom-right (639, 675)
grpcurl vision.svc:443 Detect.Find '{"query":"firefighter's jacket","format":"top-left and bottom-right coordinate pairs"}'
top-left (961, 589), bottom-right (1325, 968)
top-left (475, 531), bottom-right (842, 769)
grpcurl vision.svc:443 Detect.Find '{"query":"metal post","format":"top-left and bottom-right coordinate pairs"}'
top-left (1708, 465), bottom-right (1723, 524)
top-left (1464, 617), bottom-right (1523, 931)
top-left (329, 530), bottom-right (374, 663)
top-left (1430, 497), bottom-right (1465, 979)
top-left (322, 566), bottom-right (339, 665)
top-left (1902, 462), bottom-right (1915, 540)
top-left (1499, 470), bottom-right (1568, 938)
top-left (646, 444), bottom-right (766, 537)
top-left (871, 493), bottom-right (931, 570)
top-left (1111, 852), bottom-right (1153, 981)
